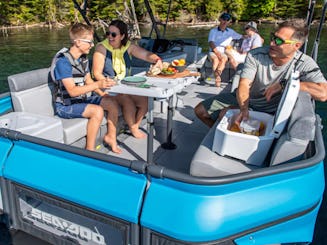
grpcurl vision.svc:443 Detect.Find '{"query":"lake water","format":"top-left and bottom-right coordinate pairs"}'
top-left (0, 23), bottom-right (327, 244)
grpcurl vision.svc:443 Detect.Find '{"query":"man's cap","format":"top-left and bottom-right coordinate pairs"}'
top-left (245, 21), bottom-right (258, 32)
top-left (220, 13), bottom-right (231, 21)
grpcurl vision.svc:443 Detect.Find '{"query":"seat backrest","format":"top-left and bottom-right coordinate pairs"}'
top-left (8, 68), bottom-right (54, 116)
top-left (269, 91), bottom-right (316, 166)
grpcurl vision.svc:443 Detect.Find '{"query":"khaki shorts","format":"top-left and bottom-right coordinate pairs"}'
top-left (201, 92), bottom-right (238, 121)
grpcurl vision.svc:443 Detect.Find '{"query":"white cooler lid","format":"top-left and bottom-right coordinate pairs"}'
top-left (270, 71), bottom-right (300, 138)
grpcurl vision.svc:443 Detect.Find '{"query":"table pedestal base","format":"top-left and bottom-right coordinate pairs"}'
top-left (161, 142), bottom-right (177, 150)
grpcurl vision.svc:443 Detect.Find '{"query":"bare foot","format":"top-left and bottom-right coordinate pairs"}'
top-left (130, 126), bottom-right (147, 139)
top-left (103, 135), bottom-right (122, 154)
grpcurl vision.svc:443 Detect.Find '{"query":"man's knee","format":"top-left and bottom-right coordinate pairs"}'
top-left (195, 103), bottom-right (208, 119)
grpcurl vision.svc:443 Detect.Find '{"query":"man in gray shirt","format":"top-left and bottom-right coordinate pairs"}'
top-left (195, 19), bottom-right (327, 128)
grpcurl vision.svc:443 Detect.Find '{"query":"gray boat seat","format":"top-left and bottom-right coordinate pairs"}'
top-left (269, 91), bottom-right (315, 166)
top-left (190, 91), bottom-right (315, 177)
top-left (7, 68), bottom-right (107, 145)
top-left (190, 121), bottom-right (259, 177)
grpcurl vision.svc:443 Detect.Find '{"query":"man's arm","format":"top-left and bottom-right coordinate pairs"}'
top-left (264, 79), bottom-right (327, 102)
top-left (235, 77), bottom-right (251, 125)
top-left (300, 82), bottom-right (327, 101)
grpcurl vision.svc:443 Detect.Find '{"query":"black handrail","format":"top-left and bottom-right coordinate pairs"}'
top-left (302, 0), bottom-right (316, 54)
top-left (311, 0), bottom-right (327, 61)
top-left (144, 0), bottom-right (162, 39)
top-left (72, 0), bottom-right (101, 42)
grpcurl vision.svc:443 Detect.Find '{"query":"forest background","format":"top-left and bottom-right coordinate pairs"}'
top-left (0, 0), bottom-right (326, 27)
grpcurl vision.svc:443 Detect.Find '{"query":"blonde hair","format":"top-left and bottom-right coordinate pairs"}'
top-left (69, 23), bottom-right (94, 43)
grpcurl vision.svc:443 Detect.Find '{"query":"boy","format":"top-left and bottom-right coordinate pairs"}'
top-left (51, 23), bottom-right (122, 153)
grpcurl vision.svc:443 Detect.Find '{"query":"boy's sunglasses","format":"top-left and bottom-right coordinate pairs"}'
top-left (106, 31), bottom-right (118, 38)
top-left (75, 39), bottom-right (94, 45)
top-left (270, 33), bottom-right (297, 46)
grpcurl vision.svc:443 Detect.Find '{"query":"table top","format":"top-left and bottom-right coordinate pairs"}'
top-left (107, 72), bottom-right (198, 99)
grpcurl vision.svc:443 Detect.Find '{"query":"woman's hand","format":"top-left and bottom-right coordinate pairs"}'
top-left (153, 58), bottom-right (163, 70)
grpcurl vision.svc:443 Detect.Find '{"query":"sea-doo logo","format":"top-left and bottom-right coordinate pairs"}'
top-left (30, 208), bottom-right (106, 245)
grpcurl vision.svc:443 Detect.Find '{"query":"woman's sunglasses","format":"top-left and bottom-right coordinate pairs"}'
top-left (270, 33), bottom-right (297, 46)
top-left (106, 31), bottom-right (118, 38)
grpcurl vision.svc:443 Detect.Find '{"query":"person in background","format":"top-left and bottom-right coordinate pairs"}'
top-left (208, 12), bottom-right (242, 87)
top-left (92, 19), bottom-right (163, 142)
top-left (195, 19), bottom-right (327, 128)
top-left (51, 23), bottom-right (121, 153)
top-left (225, 21), bottom-right (263, 70)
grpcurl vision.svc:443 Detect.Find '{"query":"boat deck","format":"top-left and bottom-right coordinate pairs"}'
top-left (106, 79), bottom-right (232, 174)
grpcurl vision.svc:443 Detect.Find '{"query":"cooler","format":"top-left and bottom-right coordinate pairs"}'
top-left (212, 71), bottom-right (300, 166)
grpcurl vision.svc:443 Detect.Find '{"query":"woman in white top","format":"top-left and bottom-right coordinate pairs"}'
top-left (225, 21), bottom-right (263, 70)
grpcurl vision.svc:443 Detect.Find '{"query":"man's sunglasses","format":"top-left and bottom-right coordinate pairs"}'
top-left (106, 31), bottom-right (118, 38)
top-left (270, 33), bottom-right (297, 46)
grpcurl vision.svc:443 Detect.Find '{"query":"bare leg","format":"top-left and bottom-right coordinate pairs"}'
top-left (215, 54), bottom-right (228, 87)
top-left (228, 56), bottom-right (238, 70)
top-left (217, 54), bottom-right (228, 72)
top-left (210, 54), bottom-right (219, 76)
top-left (100, 96), bottom-right (122, 154)
top-left (194, 102), bottom-right (215, 128)
top-left (82, 104), bottom-right (104, 151)
top-left (130, 95), bottom-right (147, 138)
top-left (225, 51), bottom-right (238, 70)
top-left (117, 94), bottom-right (147, 138)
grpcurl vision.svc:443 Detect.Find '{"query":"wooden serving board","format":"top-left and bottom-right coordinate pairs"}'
top-left (148, 69), bottom-right (200, 78)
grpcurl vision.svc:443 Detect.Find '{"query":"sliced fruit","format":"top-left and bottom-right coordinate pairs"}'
top-left (172, 59), bottom-right (179, 66)
top-left (179, 59), bottom-right (186, 65)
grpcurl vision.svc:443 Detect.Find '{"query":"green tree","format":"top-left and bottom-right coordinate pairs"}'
top-left (0, 0), bottom-right (10, 25)
top-left (224, 0), bottom-right (247, 20)
top-left (0, 0), bottom-right (324, 26)
top-left (274, 0), bottom-right (307, 19)
top-left (244, 0), bottom-right (275, 19)
top-left (201, 0), bottom-right (224, 21)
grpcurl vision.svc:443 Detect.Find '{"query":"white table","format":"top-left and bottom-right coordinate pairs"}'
top-left (107, 72), bottom-right (198, 163)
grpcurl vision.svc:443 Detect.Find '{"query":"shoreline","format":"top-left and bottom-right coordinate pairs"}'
top-left (1, 19), bottom-right (324, 31)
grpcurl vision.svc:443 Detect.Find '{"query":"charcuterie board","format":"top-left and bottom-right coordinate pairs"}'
top-left (147, 69), bottom-right (200, 78)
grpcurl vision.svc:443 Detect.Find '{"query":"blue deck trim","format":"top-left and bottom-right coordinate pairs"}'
top-left (0, 94), bottom-right (12, 115)
top-left (141, 162), bottom-right (325, 242)
top-left (3, 140), bottom-right (147, 223)
top-left (0, 137), bottom-right (13, 177)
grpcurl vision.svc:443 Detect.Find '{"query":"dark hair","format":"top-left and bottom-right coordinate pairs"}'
top-left (220, 13), bottom-right (231, 21)
top-left (278, 19), bottom-right (308, 43)
top-left (109, 19), bottom-right (129, 46)
top-left (69, 23), bottom-right (94, 42)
